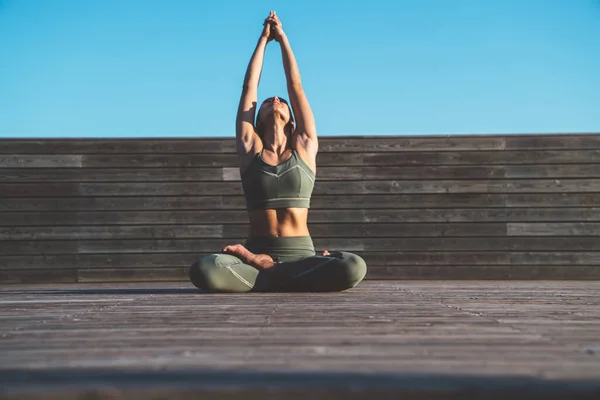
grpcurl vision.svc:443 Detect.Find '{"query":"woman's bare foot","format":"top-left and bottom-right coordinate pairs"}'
top-left (222, 244), bottom-right (276, 270)
top-left (322, 250), bottom-right (330, 256)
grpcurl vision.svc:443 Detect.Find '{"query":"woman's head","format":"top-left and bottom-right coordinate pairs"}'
top-left (255, 96), bottom-right (295, 141)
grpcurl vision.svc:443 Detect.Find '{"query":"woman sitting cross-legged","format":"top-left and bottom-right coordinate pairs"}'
top-left (189, 11), bottom-right (367, 293)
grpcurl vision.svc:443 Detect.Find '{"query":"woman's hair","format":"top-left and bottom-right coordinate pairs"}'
top-left (255, 97), bottom-right (295, 145)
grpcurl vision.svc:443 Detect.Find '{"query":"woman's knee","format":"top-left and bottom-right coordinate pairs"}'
top-left (189, 254), bottom-right (253, 293)
top-left (330, 251), bottom-right (367, 289)
top-left (189, 254), bottom-right (219, 291)
top-left (340, 252), bottom-right (367, 287)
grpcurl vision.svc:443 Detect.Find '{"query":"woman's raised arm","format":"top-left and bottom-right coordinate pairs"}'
top-left (270, 13), bottom-right (318, 151)
top-left (235, 13), bottom-right (275, 154)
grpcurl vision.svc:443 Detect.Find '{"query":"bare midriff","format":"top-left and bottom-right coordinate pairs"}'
top-left (247, 208), bottom-right (310, 237)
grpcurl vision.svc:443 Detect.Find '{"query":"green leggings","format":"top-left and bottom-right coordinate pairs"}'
top-left (189, 236), bottom-right (367, 292)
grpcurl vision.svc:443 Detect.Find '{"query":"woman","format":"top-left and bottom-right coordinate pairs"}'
top-left (189, 11), bottom-right (367, 292)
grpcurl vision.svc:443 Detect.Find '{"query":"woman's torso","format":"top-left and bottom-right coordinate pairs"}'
top-left (239, 144), bottom-right (317, 238)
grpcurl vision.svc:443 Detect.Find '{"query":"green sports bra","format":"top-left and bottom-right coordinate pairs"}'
top-left (241, 148), bottom-right (316, 211)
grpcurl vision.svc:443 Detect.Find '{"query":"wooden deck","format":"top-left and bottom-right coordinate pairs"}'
top-left (1, 280), bottom-right (600, 399)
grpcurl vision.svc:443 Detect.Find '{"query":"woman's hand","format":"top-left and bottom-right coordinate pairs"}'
top-left (261, 11), bottom-right (275, 42)
top-left (267, 11), bottom-right (285, 42)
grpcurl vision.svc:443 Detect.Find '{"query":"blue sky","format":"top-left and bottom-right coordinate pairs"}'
top-left (0, 0), bottom-right (599, 138)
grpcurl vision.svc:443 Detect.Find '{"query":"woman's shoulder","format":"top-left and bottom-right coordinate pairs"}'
top-left (292, 145), bottom-right (317, 176)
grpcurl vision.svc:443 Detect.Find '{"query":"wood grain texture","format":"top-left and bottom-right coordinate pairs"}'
top-left (3, 179), bottom-right (600, 197)
top-left (368, 266), bottom-right (600, 279)
top-left (3, 266), bottom-right (594, 283)
top-left (0, 136), bottom-right (506, 154)
top-left (1, 280), bottom-right (600, 400)
top-left (2, 208), bottom-right (599, 227)
top-left (3, 193), bottom-right (600, 212)
top-left (5, 150), bottom-right (598, 169)
top-left (2, 251), bottom-right (599, 270)
top-left (1, 134), bottom-right (599, 283)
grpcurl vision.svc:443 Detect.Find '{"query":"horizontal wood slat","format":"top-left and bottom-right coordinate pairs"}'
top-left (1, 237), bottom-right (599, 256)
top-left (2, 265), bottom-right (600, 284)
top-left (0, 223), bottom-right (508, 240)
top-left (3, 164), bottom-right (600, 182)
top-left (0, 137), bottom-right (505, 154)
top-left (1, 134), bottom-right (599, 283)
top-left (0, 269), bottom-right (77, 284)
top-left (2, 222), bottom-right (596, 240)
top-left (3, 252), bottom-right (599, 270)
top-left (2, 179), bottom-right (600, 197)
top-left (2, 134), bottom-right (598, 155)
top-left (368, 265), bottom-right (600, 280)
top-left (1, 208), bottom-right (599, 226)
top-left (2, 193), bottom-right (600, 211)
top-left (4, 150), bottom-right (600, 168)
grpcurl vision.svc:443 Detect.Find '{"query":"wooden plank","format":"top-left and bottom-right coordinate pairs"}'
top-left (0, 254), bottom-right (195, 269)
top-left (361, 251), bottom-right (600, 266)
top-left (366, 179), bottom-right (600, 194)
top-left (73, 266), bottom-right (600, 282)
top-left (0, 139), bottom-right (227, 154)
top-left (75, 238), bottom-right (245, 254)
top-left (0, 212), bottom-right (81, 226)
top-left (222, 223), bottom-right (507, 238)
top-left (0, 136), bottom-right (506, 154)
top-left (0, 241), bottom-right (78, 255)
top-left (77, 182), bottom-right (242, 196)
top-left (507, 223), bottom-right (600, 236)
top-left (0, 183), bottom-right (79, 197)
top-left (0, 155), bottom-right (83, 168)
top-left (0, 168), bottom-right (223, 182)
top-left (4, 165), bottom-right (599, 183)
top-left (1, 222), bottom-right (506, 241)
top-left (505, 193), bottom-right (600, 207)
top-left (362, 208), bottom-right (600, 222)
top-left (508, 252), bottom-right (600, 265)
top-left (79, 153), bottom-right (360, 168)
top-left (77, 267), bottom-right (187, 282)
top-left (348, 237), bottom-right (600, 251)
top-left (46, 150), bottom-right (597, 168)
top-left (224, 164), bottom-right (600, 181)
top-left (0, 194), bottom-right (502, 212)
top-left (3, 179), bottom-right (595, 197)
top-left (2, 207), bottom-right (599, 226)
top-left (79, 179), bottom-right (600, 196)
top-left (506, 134), bottom-right (600, 150)
top-left (1, 134), bottom-right (597, 154)
top-left (506, 164), bottom-right (600, 178)
top-left (365, 150), bottom-right (600, 166)
top-left (283, 194), bottom-right (510, 209)
top-left (316, 136), bottom-right (506, 152)
top-left (223, 166), bottom-right (506, 181)
top-left (368, 266), bottom-right (600, 280)
top-left (72, 237), bottom-right (600, 254)
top-left (4, 193), bottom-right (600, 212)
top-left (3, 252), bottom-right (598, 270)
top-left (0, 269), bottom-right (77, 284)
top-left (0, 225), bottom-right (224, 240)
top-left (0, 150), bottom-right (600, 170)
top-left (83, 153), bottom-right (239, 168)
top-left (0, 196), bottom-right (225, 211)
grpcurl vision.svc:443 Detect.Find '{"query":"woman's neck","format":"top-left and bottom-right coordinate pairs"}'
top-left (261, 124), bottom-right (289, 154)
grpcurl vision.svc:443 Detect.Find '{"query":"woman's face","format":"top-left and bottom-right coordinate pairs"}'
top-left (258, 96), bottom-right (291, 125)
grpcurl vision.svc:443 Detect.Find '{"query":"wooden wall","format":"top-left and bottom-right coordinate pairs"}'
top-left (1, 134), bottom-right (599, 284)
